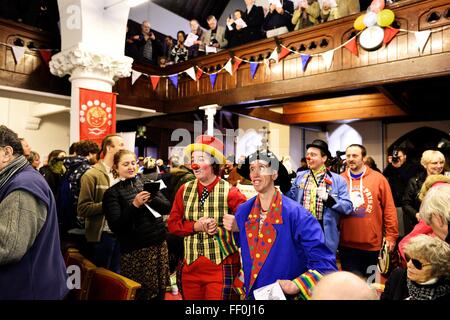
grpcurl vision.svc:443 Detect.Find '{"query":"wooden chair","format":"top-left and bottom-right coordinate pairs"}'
top-left (87, 267), bottom-right (141, 300)
top-left (64, 248), bottom-right (96, 300)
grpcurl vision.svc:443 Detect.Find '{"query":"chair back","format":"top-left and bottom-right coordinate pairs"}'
top-left (64, 248), bottom-right (96, 300)
top-left (87, 267), bottom-right (141, 300)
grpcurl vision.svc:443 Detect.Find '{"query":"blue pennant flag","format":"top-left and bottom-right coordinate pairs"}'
top-left (169, 75), bottom-right (178, 88)
top-left (301, 54), bottom-right (311, 72)
top-left (250, 62), bottom-right (259, 79)
top-left (209, 73), bottom-right (217, 89)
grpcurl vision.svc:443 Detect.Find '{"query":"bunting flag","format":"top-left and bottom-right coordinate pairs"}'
top-left (131, 70), bottom-right (142, 85)
top-left (250, 62), bottom-right (259, 79)
top-left (39, 50), bottom-right (52, 65)
top-left (169, 74), bottom-right (178, 88)
top-left (150, 76), bottom-right (160, 90)
top-left (321, 51), bottom-right (334, 70)
top-left (196, 67), bottom-right (203, 80)
top-left (209, 73), bottom-right (218, 88)
top-left (79, 88), bottom-right (116, 147)
top-left (344, 37), bottom-right (359, 56)
top-left (233, 59), bottom-right (242, 73)
top-left (12, 46), bottom-right (26, 64)
top-left (268, 48), bottom-right (278, 63)
top-left (185, 67), bottom-right (197, 81)
top-left (263, 58), bottom-right (271, 74)
top-left (224, 59), bottom-right (233, 76)
top-left (300, 54), bottom-right (311, 72)
top-left (383, 28), bottom-right (400, 45)
top-left (278, 46), bottom-right (290, 61)
top-left (414, 30), bottom-right (431, 53)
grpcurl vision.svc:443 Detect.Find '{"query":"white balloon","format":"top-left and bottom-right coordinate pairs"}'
top-left (363, 11), bottom-right (377, 27)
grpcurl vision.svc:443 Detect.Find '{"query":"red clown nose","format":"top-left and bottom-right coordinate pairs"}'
top-left (191, 163), bottom-right (200, 170)
top-left (306, 156), bottom-right (311, 161)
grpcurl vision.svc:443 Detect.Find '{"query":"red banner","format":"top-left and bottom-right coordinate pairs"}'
top-left (79, 88), bottom-right (116, 146)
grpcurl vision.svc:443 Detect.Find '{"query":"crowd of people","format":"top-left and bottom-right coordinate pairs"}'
top-left (1, 124), bottom-right (449, 300)
top-left (125, 0), bottom-right (405, 67)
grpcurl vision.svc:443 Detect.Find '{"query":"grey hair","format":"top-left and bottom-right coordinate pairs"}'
top-left (419, 184), bottom-right (450, 225)
top-left (404, 234), bottom-right (450, 278)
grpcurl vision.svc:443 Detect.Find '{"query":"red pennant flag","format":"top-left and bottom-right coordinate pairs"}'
top-left (150, 76), bottom-right (160, 90)
top-left (79, 88), bottom-right (116, 147)
top-left (344, 37), bottom-right (359, 57)
top-left (383, 27), bottom-right (400, 45)
top-left (196, 68), bottom-right (203, 80)
top-left (233, 59), bottom-right (242, 73)
top-left (39, 50), bottom-right (52, 65)
top-left (278, 47), bottom-right (290, 61)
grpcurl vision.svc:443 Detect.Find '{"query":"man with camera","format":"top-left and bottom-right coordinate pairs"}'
top-left (383, 147), bottom-right (419, 237)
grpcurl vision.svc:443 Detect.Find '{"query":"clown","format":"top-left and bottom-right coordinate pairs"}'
top-left (167, 135), bottom-right (247, 300)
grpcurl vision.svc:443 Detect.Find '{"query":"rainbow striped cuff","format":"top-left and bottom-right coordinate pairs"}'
top-left (292, 270), bottom-right (323, 300)
top-left (215, 227), bottom-right (239, 257)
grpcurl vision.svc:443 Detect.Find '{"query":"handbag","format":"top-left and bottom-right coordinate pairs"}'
top-left (377, 238), bottom-right (390, 275)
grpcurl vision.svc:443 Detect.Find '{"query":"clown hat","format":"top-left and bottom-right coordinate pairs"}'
top-left (184, 135), bottom-right (226, 164)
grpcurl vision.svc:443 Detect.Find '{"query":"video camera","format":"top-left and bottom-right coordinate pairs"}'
top-left (391, 147), bottom-right (400, 164)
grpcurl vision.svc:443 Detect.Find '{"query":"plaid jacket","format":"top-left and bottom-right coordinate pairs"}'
top-left (183, 179), bottom-right (230, 265)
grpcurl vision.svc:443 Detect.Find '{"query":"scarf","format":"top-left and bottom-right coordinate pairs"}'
top-left (0, 155), bottom-right (29, 191)
top-left (302, 165), bottom-right (326, 220)
top-left (406, 278), bottom-right (450, 300)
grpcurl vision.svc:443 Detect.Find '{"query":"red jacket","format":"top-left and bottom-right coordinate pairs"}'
top-left (340, 166), bottom-right (398, 251)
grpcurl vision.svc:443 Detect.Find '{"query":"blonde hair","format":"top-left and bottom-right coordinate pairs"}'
top-left (419, 183), bottom-right (450, 225)
top-left (420, 150), bottom-right (445, 168)
top-left (404, 234), bottom-right (450, 278)
top-left (418, 174), bottom-right (450, 201)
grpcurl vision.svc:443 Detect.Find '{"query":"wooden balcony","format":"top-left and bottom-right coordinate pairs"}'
top-left (0, 18), bottom-right (70, 97)
top-left (117, 0), bottom-right (450, 123)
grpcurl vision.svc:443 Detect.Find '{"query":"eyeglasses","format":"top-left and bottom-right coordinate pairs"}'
top-left (405, 255), bottom-right (431, 270)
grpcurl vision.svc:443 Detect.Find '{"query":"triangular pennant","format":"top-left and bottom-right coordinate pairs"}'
top-left (414, 30), bottom-right (431, 53)
top-left (383, 28), bottom-right (400, 45)
top-left (268, 48), bottom-right (278, 63)
top-left (131, 70), bottom-right (142, 85)
top-left (278, 46), bottom-right (290, 61)
top-left (224, 59), bottom-right (233, 76)
top-left (250, 62), bottom-right (259, 79)
top-left (344, 37), bottom-right (359, 56)
top-left (233, 59), bottom-right (242, 73)
top-left (150, 76), bottom-right (160, 90)
top-left (169, 74), bottom-right (178, 89)
top-left (321, 51), bottom-right (334, 70)
top-left (196, 68), bottom-right (203, 80)
top-left (263, 59), bottom-right (271, 74)
top-left (300, 54), bottom-right (311, 72)
top-left (12, 46), bottom-right (25, 64)
top-left (39, 49), bottom-right (52, 65)
top-left (209, 73), bottom-right (218, 88)
top-left (185, 67), bottom-right (197, 81)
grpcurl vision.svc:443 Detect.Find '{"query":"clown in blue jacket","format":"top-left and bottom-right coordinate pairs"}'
top-left (224, 149), bottom-right (337, 299)
top-left (287, 140), bottom-right (353, 254)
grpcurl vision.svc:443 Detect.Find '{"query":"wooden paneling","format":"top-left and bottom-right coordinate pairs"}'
top-left (281, 93), bottom-right (406, 124)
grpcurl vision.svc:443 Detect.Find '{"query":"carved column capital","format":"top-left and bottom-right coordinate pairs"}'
top-left (49, 44), bottom-right (133, 81)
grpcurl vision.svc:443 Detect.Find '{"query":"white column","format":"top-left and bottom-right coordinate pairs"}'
top-left (199, 104), bottom-right (221, 136)
top-left (50, 0), bottom-right (133, 143)
top-left (50, 45), bottom-right (132, 143)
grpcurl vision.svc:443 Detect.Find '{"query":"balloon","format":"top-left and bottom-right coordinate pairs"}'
top-left (370, 0), bottom-right (385, 14)
top-left (363, 11), bottom-right (378, 27)
top-left (377, 9), bottom-right (395, 27)
top-left (354, 14), bottom-right (366, 31)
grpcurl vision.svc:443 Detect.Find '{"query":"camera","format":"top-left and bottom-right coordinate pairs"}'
top-left (391, 148), bottom-right (400, 164)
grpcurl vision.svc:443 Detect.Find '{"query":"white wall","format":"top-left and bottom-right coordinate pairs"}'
top-left (327, 121), bottom-right (383, 169)
top-left (385, 120), bottom-right (450, 150)
top-left (0, 97), bottom-right (70, 167)
top-left (129, 1), bottom-right (192, 38)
